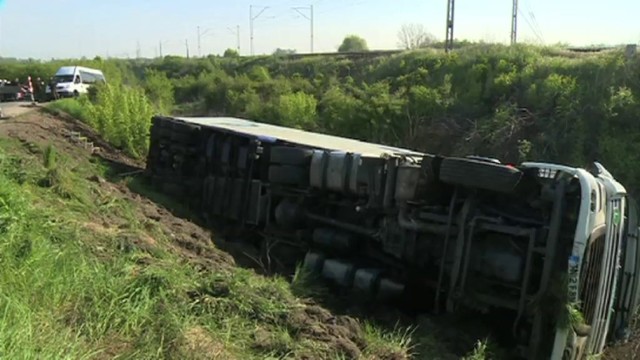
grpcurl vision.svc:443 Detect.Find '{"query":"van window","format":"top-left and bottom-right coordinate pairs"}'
top-left (79, 71), bottom-right (95, 84)
top-left (78, 71), bottom-right (104, 84)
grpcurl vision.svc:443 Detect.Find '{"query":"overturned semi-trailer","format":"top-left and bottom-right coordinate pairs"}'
top-left (145, 115), bottom-right (640, 360)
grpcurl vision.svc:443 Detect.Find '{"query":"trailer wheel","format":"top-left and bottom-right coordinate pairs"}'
top-left (439, 157), bottom-right (522, 193)
top-left (268, 165), bottom-right (308, 186)
top-left (170, 131), bottom-right (193, 144)
top-left (157, 117), bottom-right (173, 128)
top-left (162, 181), bottom-right (186, 197)
top-left (270, 146), bottom-right (313, 166)
top-left (172, 121), bottom-right (200, 133)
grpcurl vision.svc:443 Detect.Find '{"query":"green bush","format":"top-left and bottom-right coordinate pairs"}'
top-left (274, 91), bottom-right (317, 129)
top-left (84, 82), bottom-right (154, 158)
top-left (142, 69), bottom-right (175, 114)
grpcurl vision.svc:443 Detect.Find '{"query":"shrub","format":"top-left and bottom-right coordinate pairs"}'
top-left (274, 92), bottom-right (317, 129)
top-left (86, 82), bottom-right (154, 158)
top-left (142, 69), bottom-right (175, 115)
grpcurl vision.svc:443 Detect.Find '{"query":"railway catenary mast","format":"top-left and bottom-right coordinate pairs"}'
top-left (511, 0), bottom-right (518, 44)
top-left (445, 0), bottom-right (454, 52)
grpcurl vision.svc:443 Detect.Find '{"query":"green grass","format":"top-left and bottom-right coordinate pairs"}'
top-left (0, 137), bottom-right (426, 359)
top-left (45, 97), bottom-right (91, 122)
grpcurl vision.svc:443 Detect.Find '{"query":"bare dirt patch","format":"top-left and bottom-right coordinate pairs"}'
top-left (178, 326), bottom-right (235, 360)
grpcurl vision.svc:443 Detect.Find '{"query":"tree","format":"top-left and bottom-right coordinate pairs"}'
top-left (273, 48), bottom-right (297, 56)
top-left (223, 48), bottom-right (240, 58)
top-left (397, 23), bottom-right (435, 50)
top-left (275, 92), bottom-right (317, 129)
top-left (338, 35), bottom-right (368, 52)
top-left (142, 69), bottom-right (174, 114)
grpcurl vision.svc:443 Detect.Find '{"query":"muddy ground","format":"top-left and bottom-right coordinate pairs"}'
top-left (0, 108), bottom-right (636, 359)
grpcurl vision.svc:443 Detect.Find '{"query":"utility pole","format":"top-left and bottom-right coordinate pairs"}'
top-left (237, 25), bottom-right (241, 52)
top-left (511, 0), bottom-right (518, 45)
top-left (292, 5), bottom-right (314, 53)
top-left (250, 5), bottom-right (269, 56)
top-left (185, 39), bottom-right (190, 59)
top-left (228, 25), bottom-right (241, 53)
top-left (136, 40), bottom-right (141, 59)
top-left (159, 41), bottom-right (163, 58)
top-left (445, 0), bottom-right (455, 53)
top-left (197, 26), bottom-right (201, 57)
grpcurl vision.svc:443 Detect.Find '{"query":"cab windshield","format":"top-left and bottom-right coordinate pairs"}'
top-left (53, 75), bottom-right (74, 83)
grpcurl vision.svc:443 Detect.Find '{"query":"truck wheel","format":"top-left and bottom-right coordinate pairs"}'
top-left (170, 131), bottom-right (192, 144)
top-left (172, 121), bottom-right (200, 133)
top-left (162, 181), bottom-right (186, 197)
top-left (439, 157), bottom-right (522, 193)
top-left (270, 146), bottom-right (313, 166)
top-left (268, 165), bottom-right (308, 186)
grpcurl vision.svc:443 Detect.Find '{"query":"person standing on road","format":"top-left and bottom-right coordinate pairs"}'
top-left (33, 77), bottom-right (42, 102)
top-left (49, 77), bottom-right (58, 101)
top-left (39, 78), bottom-right (46, 102)
top-left (31, 77), bottom-right (40, 104)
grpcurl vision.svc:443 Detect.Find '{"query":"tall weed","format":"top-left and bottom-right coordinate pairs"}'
top-left (85, 82), bottom-right (153, 158)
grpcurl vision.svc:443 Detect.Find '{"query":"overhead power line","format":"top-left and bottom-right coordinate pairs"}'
top-left (527, 11), bottom-right (545, 43)
top-left (250, 5), bottom-right (270, 55)
top-left (519, 0), bottom-right (545, 44)
top-left (518, 8), bottom-right (544, 43)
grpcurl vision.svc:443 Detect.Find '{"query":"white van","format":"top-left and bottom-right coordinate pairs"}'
top-left (46, 66), bottom-right (106, 98)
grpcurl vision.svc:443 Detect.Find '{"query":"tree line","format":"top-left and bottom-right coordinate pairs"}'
top-left (4, 42), bottom-right (640, 195)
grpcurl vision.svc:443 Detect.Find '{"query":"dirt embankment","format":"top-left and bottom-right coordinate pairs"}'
top-left (0, 109), bottom-right (425, 359)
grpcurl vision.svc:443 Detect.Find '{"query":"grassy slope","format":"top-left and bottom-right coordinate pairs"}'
top-left (0, 111), bottom-right (472, 359)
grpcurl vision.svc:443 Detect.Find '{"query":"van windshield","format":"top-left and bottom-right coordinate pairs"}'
top-left (53, 75), bottom-right (74, 83)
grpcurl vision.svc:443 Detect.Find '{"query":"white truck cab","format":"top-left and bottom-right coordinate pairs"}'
top-left (522, 162), bottom-right (638, 359)
top-left (46, 66), bottom-right (106, 98)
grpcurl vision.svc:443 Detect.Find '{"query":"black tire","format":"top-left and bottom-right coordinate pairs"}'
top-left (268, 165), bottom-right (308, 186)
top-left (439, 157), bottom-right (522, 193)
top-left (172, 121), bottom-right (200, 133)
top-left (162, 182), bottom-right (186, 197)
top-left (151, 175), bottom-right (164, 190)
top-left (158, 117), bottom-right (173, 128)
top-left (270, 146), bottom-right (313, 166)
top-left (171, 131), bottom-right (192, 144)
top-left (156, 127), bottom-right (174, 139)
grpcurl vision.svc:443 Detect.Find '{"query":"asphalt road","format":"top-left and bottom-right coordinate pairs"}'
top-left (0, 101), bottom-right (37, 118)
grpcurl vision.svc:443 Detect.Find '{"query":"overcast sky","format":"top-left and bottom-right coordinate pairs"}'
top-left (0, 0), bottom-right (638, 59)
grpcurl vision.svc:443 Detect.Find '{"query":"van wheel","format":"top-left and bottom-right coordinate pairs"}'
top-left (73, 90), bottom-right (79, 98)
top-left (439, 157), bottom-right (523, 193)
